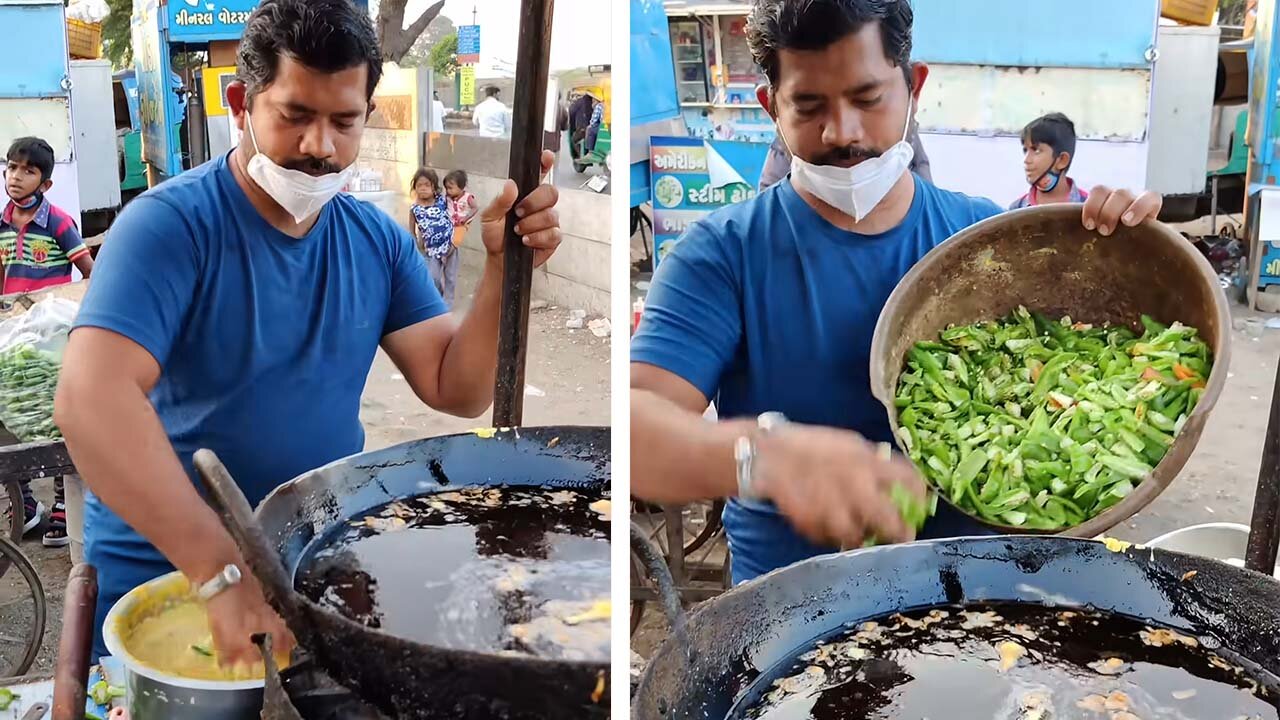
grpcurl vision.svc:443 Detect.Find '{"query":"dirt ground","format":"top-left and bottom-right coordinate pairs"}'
top-left (11, 283), bottom-right (610, 675)
top-left (628, 307), bottom-right (1280, 663)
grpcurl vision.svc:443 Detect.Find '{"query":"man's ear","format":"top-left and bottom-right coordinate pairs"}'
top-left (908, 62), bottom-right (930, 105)
top-left (226, 80), bottom-right (248, 132)
top-left (366, 99), bottom-right (378, 120)
top-left (755, 83), bottom-right (774, 119)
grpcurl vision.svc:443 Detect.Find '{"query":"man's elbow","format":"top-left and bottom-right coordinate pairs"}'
top-left (53, 375), bottom-right (89, 439)
top-left (439, 393), bottom-right (492, 420)
top-left (409, 383), bottom-right (491, 420)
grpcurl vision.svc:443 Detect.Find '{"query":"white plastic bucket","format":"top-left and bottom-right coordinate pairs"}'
top-left (1146, 522), bottom-right (1280, 577)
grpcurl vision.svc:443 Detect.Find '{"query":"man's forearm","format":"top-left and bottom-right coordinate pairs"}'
top-left (436, 254), bottom-right (504, 415)
top-left (631, 387), bottom-right (755, 503)
top-left (58, 383), bottom-right (243, 583)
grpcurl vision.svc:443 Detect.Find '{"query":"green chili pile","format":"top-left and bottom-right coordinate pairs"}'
top-left (894, 307), bottom-right (1212, 530)
top-left (0, 342), bottom-right (62, 442)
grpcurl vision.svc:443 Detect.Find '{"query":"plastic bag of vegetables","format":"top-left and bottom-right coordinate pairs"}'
top-left (0, 297), bottom-right (78, 442)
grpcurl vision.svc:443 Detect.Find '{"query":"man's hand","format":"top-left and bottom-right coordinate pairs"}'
top-left (751, 424), bottom-right (928, 548)
top-left (480, 149), bottom-right (561, 268)
top-left (205, 571), bottom-right (295, 671)
top-left (1082, 187), bottom-right (1162, 236)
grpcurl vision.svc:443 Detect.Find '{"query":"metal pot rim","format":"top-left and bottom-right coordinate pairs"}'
top-left (102, 570), bottom-right (266, 692)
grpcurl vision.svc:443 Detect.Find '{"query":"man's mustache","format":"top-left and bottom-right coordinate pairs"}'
top-left (812, 145), bottom-right (882, 166)
top-left (282, 156), bottom-right (343, 175)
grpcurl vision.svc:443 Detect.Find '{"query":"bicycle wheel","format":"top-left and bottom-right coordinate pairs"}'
top-left (631, 500), bottom-right (724, 556)
top-left (629, 548), bottom-right (647, 635)
top-left (0, 537), bottom-right (45, 678)
top-left (1, 480), bottom-right (22, 544)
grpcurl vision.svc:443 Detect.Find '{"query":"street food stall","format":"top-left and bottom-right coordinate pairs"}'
top-left (0, 1), bottom-right (613, 717)
top-left (631, 202), bottom-right (1280, 719)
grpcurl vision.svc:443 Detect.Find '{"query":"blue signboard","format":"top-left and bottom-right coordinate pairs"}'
top-left (133, 0), bottom-right (182, 176)
top-left (458, 24), bottom-right (481, 63)
top-left (0, 3), bottom-right (69, 98)
top-left (166, 0), bottom-right (368, 40)
top-left (629, 0), bottom-right (679, 127)
top-left (913, 0), bottom-right (1158, 69)
top-left (167, 0), bottom-right (260, 42)
top-left (649, 136), bottom-right (769, 268)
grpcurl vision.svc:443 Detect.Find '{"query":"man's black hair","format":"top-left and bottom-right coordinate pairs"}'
top-left (444, 169), bottom-right (469, 190)
top-left (6, 137), bottom-right (55, 183)
top-left (237, 0), bottom-right (383, 105)
top-left (1022, 112), bottom-right (1077, 168)
top-left (747, 0), bottom-right (914, 89)
top-left (485, 86), bottom-right (500, 98)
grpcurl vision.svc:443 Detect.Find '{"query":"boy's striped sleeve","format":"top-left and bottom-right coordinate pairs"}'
top-left (50, 206), bottom-right (89, 261)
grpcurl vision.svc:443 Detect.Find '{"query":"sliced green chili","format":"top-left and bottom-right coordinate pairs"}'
top-left (895, 306), bottom-right (1212, 530)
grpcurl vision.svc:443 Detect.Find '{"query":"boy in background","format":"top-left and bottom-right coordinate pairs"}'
top-left (1010, 112), bottom-right (1089, 209)
top-left (2, 136), bottom-right (93, 548)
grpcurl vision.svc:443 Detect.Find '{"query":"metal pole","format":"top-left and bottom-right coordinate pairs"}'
top-left (492, 0), bottom-right (554, 427)
top-left (1211, 175), bottom-right (1219, 237)
top-left (1245, 352), bottom-right (1280, 572)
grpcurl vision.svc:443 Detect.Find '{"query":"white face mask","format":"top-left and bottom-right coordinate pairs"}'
top-left (784, 98), bottom-right (915, 223)
top-left (244, 112), bottom-right (356, 224)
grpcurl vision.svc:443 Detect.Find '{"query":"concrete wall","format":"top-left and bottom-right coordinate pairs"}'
top-left (356, 62), bottom-right (423, 227)
top-left (425, 133), bottom-right (609, 316)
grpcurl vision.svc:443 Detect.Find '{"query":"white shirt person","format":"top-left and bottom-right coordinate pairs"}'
top-left (472, 88), bottom-right (512, 138)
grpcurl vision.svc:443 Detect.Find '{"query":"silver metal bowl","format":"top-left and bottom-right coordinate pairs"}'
top-left (102, 571), bottom-right (263, 719)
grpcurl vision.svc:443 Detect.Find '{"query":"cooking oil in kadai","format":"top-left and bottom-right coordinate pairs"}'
top-left (295, 486), bottom-right (610, 662)
top-left (735, 604), bottom-right (1279, 720)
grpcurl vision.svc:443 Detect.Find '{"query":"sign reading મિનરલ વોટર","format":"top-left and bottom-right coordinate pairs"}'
top-left (167, 0), bottom-right (258, 41)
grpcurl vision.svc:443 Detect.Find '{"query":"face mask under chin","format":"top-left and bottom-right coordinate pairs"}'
top-left (781, 99), bottom-right (916, 223)
top-left (243, 112), bottom-right (355, 224)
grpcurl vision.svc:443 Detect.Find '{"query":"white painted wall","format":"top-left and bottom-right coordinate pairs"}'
top-left (450, 178), bottom-right (610, 316)
top-left (919, 65), bottom-right (1152, 142)
top-left (923, 133), bottom-right (1151, 210)
top-left (422, 133), bottom-right (610, 315)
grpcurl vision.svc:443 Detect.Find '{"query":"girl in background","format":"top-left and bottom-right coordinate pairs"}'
top-left (444, 170), bottom-right (479, 254)
top-left (410, 168), bottom-right (458, 305)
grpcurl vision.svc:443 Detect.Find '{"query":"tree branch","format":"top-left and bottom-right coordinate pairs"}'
top-left (383, 0), bottom-right (446, 62)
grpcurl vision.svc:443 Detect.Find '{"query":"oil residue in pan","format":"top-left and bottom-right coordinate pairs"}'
top-left (294, 487), bottom-right (611, 662)
top-left (733, 604), bottom-right (1280, 720)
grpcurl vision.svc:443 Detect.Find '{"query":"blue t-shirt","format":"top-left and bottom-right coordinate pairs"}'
top-left (74, 153), bottom-right (448, 656)
top-left (631, 175), bottom-right (1003, 585)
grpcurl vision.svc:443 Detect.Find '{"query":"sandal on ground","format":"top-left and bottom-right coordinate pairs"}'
top-left (5, 497), bottom-right (45, 536)
top-left (43, 502), bottom-right (69, 547)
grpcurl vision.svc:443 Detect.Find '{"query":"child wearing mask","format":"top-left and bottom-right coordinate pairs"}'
top-left (2, 136), bottom-right (93, 549)
top-left (1009, 112), bottom-right (1089, 210)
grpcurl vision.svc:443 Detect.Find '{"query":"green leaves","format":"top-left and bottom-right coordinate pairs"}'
top-left (896, 307), bottom-right (1212, 530)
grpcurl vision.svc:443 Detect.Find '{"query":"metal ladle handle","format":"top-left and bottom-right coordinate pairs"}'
top-left (192, 449), bottom-right (309, 640)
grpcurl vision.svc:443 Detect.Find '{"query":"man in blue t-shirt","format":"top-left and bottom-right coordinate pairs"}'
top-left (630, 0), bottom-right (1163, 585)
top-left (54, 0), bottom-right (566, 664)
